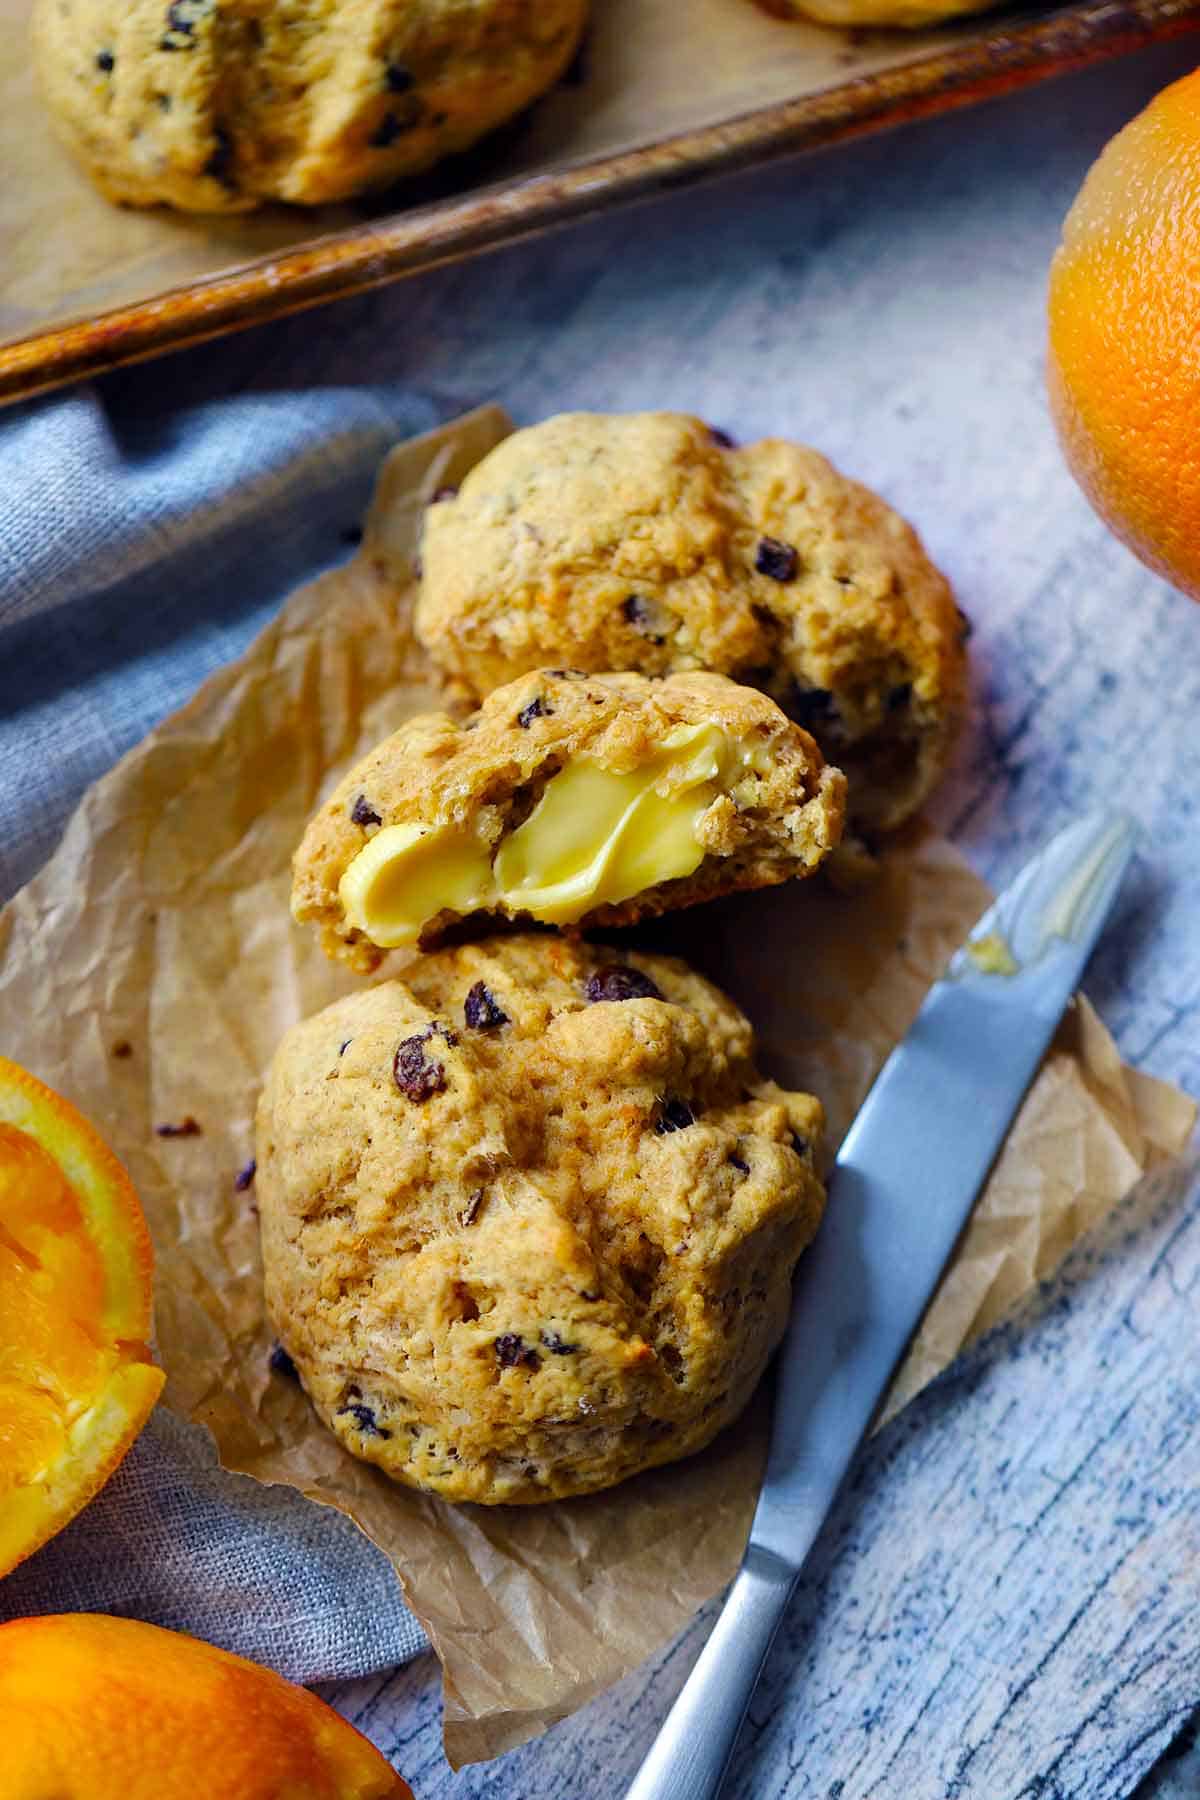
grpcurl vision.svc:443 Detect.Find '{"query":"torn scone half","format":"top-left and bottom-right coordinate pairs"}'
top-left (292, 670), bottom-right (847, 971)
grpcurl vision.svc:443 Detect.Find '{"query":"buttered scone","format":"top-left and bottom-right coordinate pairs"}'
top-left (31, 0), bottom-right (587, 212)
top-left (417, 412), bottom-right (968, 832)
top-left (292, 669), bottom-right (845, 972)
top-left (256, 935), bottom-right (826, 1503)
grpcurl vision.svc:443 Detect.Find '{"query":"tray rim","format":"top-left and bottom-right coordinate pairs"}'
top-left (3, 0), bottom-right (1198, 408)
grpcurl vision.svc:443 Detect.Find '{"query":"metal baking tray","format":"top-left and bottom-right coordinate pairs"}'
top-left (2, 0), bottom-right (1198, 404)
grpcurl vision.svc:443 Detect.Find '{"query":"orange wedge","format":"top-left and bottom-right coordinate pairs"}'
top-left (0, 1614), bottom-right (413, 1798)
top-left (0, 1057), bottom-right (164, 1578)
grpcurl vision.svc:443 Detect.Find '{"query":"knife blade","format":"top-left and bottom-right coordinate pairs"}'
top-left (625, 810), bottom-right (1136, 1800)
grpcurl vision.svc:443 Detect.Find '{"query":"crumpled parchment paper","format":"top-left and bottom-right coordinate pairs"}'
top-left (0, 406), bottom-right (1193, 1766)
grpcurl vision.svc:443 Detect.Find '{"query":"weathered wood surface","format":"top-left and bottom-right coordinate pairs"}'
top-left (295, 33), bottom-right (1200, 1800)
top-left (326, 1152), bottom-right (1200, 1798)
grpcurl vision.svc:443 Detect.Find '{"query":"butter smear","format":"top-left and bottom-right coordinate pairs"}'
top-left (338, 724), bottom-right (764, 946)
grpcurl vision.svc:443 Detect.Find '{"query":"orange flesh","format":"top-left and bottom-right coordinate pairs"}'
top-left (0, 1127), bottom-right (113, 1492)
top-left (0, 1060), bottom-right (163, 1575)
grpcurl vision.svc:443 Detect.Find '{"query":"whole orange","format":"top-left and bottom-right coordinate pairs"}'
top-left (0, 1058), bottom-right (164, 1577)
top-left (1048, 67), bottom-right (1200, 599)
top-left (0, 1614), bottom-right (413, 1799)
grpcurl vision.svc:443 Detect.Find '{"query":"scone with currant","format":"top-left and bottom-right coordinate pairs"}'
top-left (256, 934), bottom-right (826, 1504)
top-left (416, 411), bottom-right (969, 833)
top-left (31, 0), bottom-right (588, 212)
top-left (292, 668), bottom-right (846, 972)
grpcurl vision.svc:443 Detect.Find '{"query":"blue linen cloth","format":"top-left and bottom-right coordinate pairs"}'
top-left (0, 378), bottom-right (438, 1676)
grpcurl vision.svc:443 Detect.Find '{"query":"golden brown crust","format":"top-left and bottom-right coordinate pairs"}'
top-left (763, 0), bottom-right (998, 25)
top-left (292, 668), bottom-right (846, 971)
top-left (31, 0), bottom-right (587, 212)
top-left (416, 412), bottom-right (968, 830)
top-left (256, 934), bottom-right (826, 1503)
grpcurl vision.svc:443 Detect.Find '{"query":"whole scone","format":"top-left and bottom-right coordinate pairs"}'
top-left (31, 0), bottom-right (587, 212)
top-left (256, 935), bottom-right (827, 1504)
top-left (760, 0), bottom-right (998, 26)
top-left (292, 668), bottom-right (846, 972)
top-left (417, 412), bottom-right (969, 832)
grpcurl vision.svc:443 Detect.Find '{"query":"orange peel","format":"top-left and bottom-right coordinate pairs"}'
top-left (0, 1613), bottom-right (413, 1798)
top-left (1049, 69), bottom-right (1200, 600)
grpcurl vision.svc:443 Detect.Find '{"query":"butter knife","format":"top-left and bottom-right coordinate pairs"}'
top-left (626, 810), bottom-right (1136, 1800)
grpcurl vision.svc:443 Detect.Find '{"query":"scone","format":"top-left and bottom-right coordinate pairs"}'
top-left (256, 935), bottom-right (826, 1504)
top-left (292, 668), bottom-right (846, 972)
top-left (759, 0), bottom-right (999, 26)
top-left (31, 0), bottom-right (588, 212)
top-left (416, 412), bottom-right (969, 832)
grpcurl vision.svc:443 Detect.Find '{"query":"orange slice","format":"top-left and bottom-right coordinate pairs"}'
top-left (0, 1057), bottom-right (164, 1578)
top-left (0, 1614), bottom-right (413, 1798)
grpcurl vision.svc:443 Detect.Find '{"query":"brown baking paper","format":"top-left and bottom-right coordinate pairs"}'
top-left (0, 406), bottom-right (1193, 1767)
top-left (2, 0), bottom-right (1032, 353)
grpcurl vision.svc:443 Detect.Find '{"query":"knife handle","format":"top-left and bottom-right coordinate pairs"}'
top-left (625, 1545), bottom-right (796, 1800)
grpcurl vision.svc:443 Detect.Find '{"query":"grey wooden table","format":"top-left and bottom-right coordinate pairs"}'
top-left (4, 28), bottom-right (1200, 1800)
top-left (302, 36), bottom-right (1200, 1800)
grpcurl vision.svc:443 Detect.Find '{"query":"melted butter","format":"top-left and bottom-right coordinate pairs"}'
top-left (494, 724), bottom-right (732, 922)
top-left (1036, 817), bottom-right (1130, 948)
top-left (338, 820), bottom-right (493, 949)
top-left (339, 724), bottom-right (762, 944)
top-left (965, 930), bottom-right (1019, 977)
